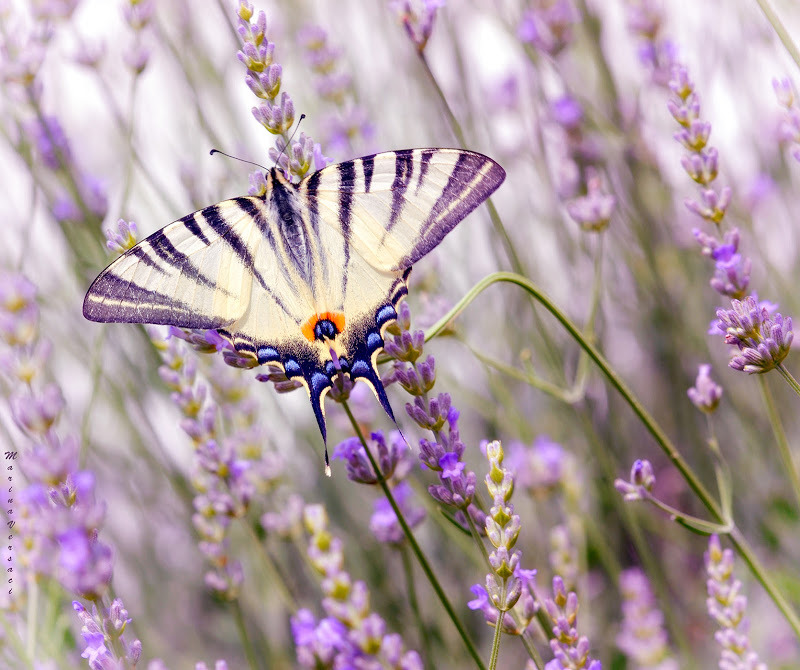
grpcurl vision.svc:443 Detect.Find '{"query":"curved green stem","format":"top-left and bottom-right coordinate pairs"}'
top-left (421, 271), bottom-right (800, 639)
top-left (340, 400), bottom-right (487, 670)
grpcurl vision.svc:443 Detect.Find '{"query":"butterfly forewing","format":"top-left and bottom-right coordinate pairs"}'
top-left (83, 199), bottom-right (266, 329)
top-left (301, 148), bottom-right (505, 273)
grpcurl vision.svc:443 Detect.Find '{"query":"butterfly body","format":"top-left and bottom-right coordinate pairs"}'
top-left (84, 149), bottom-right (505, 440)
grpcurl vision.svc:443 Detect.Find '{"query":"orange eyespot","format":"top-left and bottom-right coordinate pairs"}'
top-left (301, 311), bottom-right (346, 342)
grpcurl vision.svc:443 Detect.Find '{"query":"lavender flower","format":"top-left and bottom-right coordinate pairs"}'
top-left (333, 430), bottom-right (411, 484)
top-left (298, 505), bottom-right (423, 668)
top-left (687, 364), bottom-right (723, 413)
top-left (714, 296), bottom-right (793, 373)
top-left (384, 301), bottom-right (485, 531)
top-left (148, 326), bottom-right (283, 599)
top-left (298, 25), bottom-right (373, 154)
top-left (74, 600), bottom-right (142, 669)
top-left (468, 441), bottom-right (538, 635)
top-left (565, 170), bottom-right (616, 232)
top-left (615, 459), bottom-right (656, 501)
top-left (625, 0), bottom-right (677, 86)
top-left (705, 535), bottom-right (767, 669)
top-left (773, 77), bottom-right (800, 162)
top-left (544, 576), bottom-right (602, 670)
top-left (390, 0), bottom-right (445, 51)
top-left (236, 1), bottom-right (329, 183)
top-left (369, 481), bottom-right (426, 544)
top-left (616, 568), bottom-right (677, 669)
top-left (518, 0), bottom-right (580, 57)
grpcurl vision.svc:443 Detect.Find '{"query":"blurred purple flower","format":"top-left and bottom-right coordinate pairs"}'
top-left (617, 568), bottom-right (677, 669)
top-left (626, 0), bottom-right (676, 86)
top-left (518, 1), bottom-right (579, 57)
top-left (391, 0), bottom-right (445, 51)
top-left (74, 600), bottom-right (142, 669)
top-left (566, 170), bottom-right (616, 232)
top-left (687, 364), bottom-right (723, 413)
top-left (369, 481), bottom-right (425, 544)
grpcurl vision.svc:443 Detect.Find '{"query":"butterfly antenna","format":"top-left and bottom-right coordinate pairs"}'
top-left (209, 149), bottom-right (270, 172)
top-left (274, 113), bottom-right (306, 171)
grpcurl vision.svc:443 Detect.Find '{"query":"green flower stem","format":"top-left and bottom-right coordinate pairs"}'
top-left (756, 0), bottom-right (800, 72)
top-left (759, 375), bottom-right (800, 513)
top-left (423, 271), bottom-right (800, 640)
top-left (340, 400), bottom-right (487, 670)
top-left (487, 583), bottom-right (506, 670)
top-left (231, 597), bottom-right (259, 670)
top-left (777, 362), bottom-right (800, 398)
top-left (400, 544), bottom-right (434, 667)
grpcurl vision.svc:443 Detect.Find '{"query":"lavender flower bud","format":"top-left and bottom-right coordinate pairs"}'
top-left (687, 364), bottom-right (723, 413)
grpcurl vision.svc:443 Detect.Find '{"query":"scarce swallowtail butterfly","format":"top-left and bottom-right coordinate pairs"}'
top-left (84, 148), bottom-right (505, 442)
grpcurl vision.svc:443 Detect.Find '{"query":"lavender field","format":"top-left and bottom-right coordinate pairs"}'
top-left (4, 0), bottom-right (800, 668)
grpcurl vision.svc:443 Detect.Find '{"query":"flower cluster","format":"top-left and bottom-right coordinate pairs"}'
top-left (713, 296), bottom-right (793, 374)
top-left (73, 600), bottom-right (142, 670)
top-left (293, 505), bottom-right (423, 668)
top-left (517, 0), bottom-right (580, 57)
top-left (236, 1), bottom-right (329, 183)
top-left (468, 441), bottom-right (538, 635)
top-left (625, 0), bottom-right (677, 87)
top-left (667, 65), bottom-right (756, 305)
top-left (149, 326), bottom-right (284, 598)
top-left (384, 301), bottom-right (485, 532)
top-left (705, 535), bottom-right (766, 669)
top-left (614, 459), bottom-right (656, 502)
top-left (543, 576), bottom-right (601, 670)
top-left (773, 77), bottom-right (800, 163)
top-left (1, 274), bottom-right (114, 603)
top-left (334, 430), bottom-right (425, 544)
top-left (390, 0), bottom-right (444, 52)
top-left (122, 0), bottom-right (155, 73)
top-left (687, 363), bottom-right (723, 413)
top-left (616, 568), bottom-right (677, 669)
top-left (298, 25), bottom-right (373, 154)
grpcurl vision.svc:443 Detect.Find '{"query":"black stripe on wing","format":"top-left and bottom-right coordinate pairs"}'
top-left (337, 160), bottom-right (356, 298)
top-left (83, 272), bottom-right (226, 328)
top-left (146, 230), bottom-right (222, 291)
top-left (401, 152), bottom-right (505, 267)
top-left (387, 149), bottom-right (414, 233)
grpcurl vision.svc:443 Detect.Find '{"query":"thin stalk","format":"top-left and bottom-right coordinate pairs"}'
top-left (759, 375), bottom-right (800, 513)
top-left (777, 362), bottom-right (800, 398)
top-left (423, 271), bottom-right (800, 639)
top-left (231, 597), bottom-right (259, 670)
top-left (401, 544), bottom-right (434, 668)
top-left (340, 400), bottom-right (487, 670)
top-left (487, 583), bottom-right (506, 670)
top-left (755, 0), bottom-right (800, 71)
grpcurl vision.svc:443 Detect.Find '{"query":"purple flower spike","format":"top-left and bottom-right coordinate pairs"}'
top-left (715, 296), bottom-right (793, 373)
top-left (566, 171), bottom-right (616, 232)
top-left (687, 364), bottom-right (723, 413)
top-left (391, 0), bottom-right (445, 51)
top-left (615, 459), bottom-right (655, 501)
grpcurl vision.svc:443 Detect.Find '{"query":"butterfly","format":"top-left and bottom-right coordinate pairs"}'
top-left (84, 148), bottom-right (505, 444)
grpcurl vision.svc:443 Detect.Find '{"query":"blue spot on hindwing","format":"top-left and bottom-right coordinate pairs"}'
top-left (284, 359), bottom-right (302, 378)
top-left (257, 346), bottom-right (280, 364)
top-left (367, 331), bottom-right (383, 351)
top-left (376, 305), bottom-right (396, 327)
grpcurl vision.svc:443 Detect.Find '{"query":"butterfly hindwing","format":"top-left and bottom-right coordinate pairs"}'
top-left (84, 148), bottom-right (505, 443)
